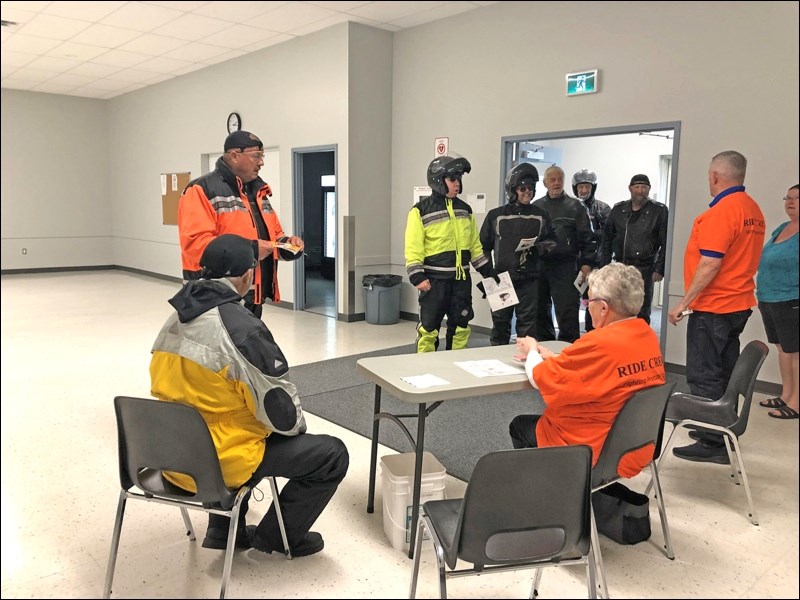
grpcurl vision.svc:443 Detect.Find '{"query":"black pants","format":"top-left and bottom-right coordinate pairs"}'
top-left (417, 277), bottom-right (474, 351)
top-left (243, 289), bottom-right (263, 319)
top-left (509, 414), bottom-right (542, 449)
top-left (686, 309), bottom-right (752, 446)
top-left (536, 258), bottom-right (580, 343)
top-left (631, 264), bottom-right (656, 324)
top-left (490, 278), bottom-right (538, 345)
top-left (209, 432), bottom-right (349, 548)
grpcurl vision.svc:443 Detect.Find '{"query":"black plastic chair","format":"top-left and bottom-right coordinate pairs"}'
top-left (103, 396), bottom-right (291, 599)
top-left (656, 340), bottom-right (769, 525)
top-left (409, 445), bottom-right (600, 599)
top-left (589, 381), bottom-right (676, 599)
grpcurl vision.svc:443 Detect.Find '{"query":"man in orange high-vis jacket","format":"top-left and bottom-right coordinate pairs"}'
top-left (509, 263), bottom-right (666, 477)
top-left (667, 150), bottom-right (765, 464)
top-left (178, 130), bottom-right (304, 318)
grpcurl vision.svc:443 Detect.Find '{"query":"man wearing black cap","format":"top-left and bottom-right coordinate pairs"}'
top-left (178, 130), bottom-right (305, 318)
top-left (599, 174), bottom-right (669, 324)
top-left (151, 234), bottom-right (349, 557)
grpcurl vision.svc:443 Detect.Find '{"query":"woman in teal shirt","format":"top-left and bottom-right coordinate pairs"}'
top-left (756, 184), bottom-right (799, 419)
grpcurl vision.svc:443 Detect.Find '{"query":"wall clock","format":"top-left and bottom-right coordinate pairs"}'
top-left (227, 112), bottom-right (241, 134)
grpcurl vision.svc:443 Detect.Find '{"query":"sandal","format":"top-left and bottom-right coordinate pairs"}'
top-left (759, 397), bottom-right (787, 409)
top-left (769, 406), bottom-right (799, 419)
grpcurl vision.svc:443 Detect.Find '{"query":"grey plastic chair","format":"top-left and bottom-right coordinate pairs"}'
top-left (409, 445), bottom-right (600, 599)
top-left (589, 381), bottom-right (676, 599)
top-left (103, 396), bottom-right (291, 599)
top-left (656, 340), bottom-right (769, 525)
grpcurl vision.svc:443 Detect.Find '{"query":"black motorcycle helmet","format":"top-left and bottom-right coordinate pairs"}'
top-left (504, 162), bottom-right (540, 202)
top-left (427, 155), bottom-right (471, 196)
top-left (571, 169), bottom-right (598, 199)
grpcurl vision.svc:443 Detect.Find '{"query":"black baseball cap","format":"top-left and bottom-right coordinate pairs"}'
top-left (200, 234), bottom-right (257, 278)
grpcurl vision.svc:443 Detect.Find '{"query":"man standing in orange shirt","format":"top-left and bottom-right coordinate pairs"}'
top-left (668, 150), bottom-right (766, 463)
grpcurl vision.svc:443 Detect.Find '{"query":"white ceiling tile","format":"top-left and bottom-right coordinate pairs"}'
top-left (0, 6), bottom-right (38, 25)
top-left (0, 49), bottom-right (38, 67)
top-left (203, 24), bottom-right (283, 50)
top-left (0, 79), bottom-right (36, 89)
top-left (90, 48), bottom-right (153, 68)
top-left (248, 3), bottom-right (336, 32)
top-left (31, 80), bottom-right (77, 93)
top-left (1, 64), bottom-right (20, 77)
top-left (64, 86), bottom-right (110, 98)
top-left (42, 1), bottom-right (127, 21)
top-left (289, 13), bottom-right (353, 36)
top-left (134, 54), bottom-right (195, 74)
top-left (26, 55), bottom-right (82, 72)
top-left (104, 67), bottom-right (165, 83)
top-left (99, 1), bottom-right (185, 32)
top-left (390, 1), bottom-right (474, 28)
top-left (348, 1), bottom-right (448, 22)
top-left (116, 32), bottom-right (189, 55)
top-left (304, 1), bottom-right (373, 12)
top-left (66, 62), bottom-right (123, 78)
top-left (2, 32), bottom-right (62, 54)
top-left (162, 41), bottom-right (232, 62)
top-left (170, 62), bottom-right (206, 76)
top-left (79, 76), bottom-right (138, 90)
top-left (47, 41), bottom-right (110, 61)
top-left (191, 1), bottom-right (288, 23)
top-left (7, 66), bottom-right (60, 83)
top-left (15, 13), bottom-right (93, 40)
top-left (47, 71), bottom-right (96, 87)
top-left (149, 12), bottom-right (236, 41)
top-left (141, 1), bottom-right (208, 11)
top-left (69, 23), bottom-right (144, 48)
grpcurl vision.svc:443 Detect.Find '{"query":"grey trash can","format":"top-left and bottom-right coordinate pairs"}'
top-left (362, 274), bottom-right (402, 325)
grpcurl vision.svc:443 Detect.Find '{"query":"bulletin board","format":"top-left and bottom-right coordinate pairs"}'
top-left (161, 172), bottom-right (191, 225)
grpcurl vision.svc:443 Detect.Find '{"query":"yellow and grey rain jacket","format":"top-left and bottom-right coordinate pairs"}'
top-left (405, 192), bottom-right (491, 285)
top-left (150, 278), bottom-right (305, 491)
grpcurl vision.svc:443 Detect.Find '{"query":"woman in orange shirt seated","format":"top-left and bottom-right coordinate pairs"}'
top-left (509, 262), bottom-right (666, 477)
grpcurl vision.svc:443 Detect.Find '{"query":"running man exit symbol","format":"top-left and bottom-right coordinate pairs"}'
top-left (566, 69), bottom-right (598, 96)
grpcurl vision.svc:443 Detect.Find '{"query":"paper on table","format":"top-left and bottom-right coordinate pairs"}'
top-left (482, 271), bottom-right (519, 312)
top-left (400, 374), bottom-right (450, 388)
top-left (454, 359), bottom-right (524, 377)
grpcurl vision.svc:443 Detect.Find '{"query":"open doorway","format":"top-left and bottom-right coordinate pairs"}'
top-left (500, 122), bottom-right (680, 353)
top-left (292, 146), bottom-right (337, 318)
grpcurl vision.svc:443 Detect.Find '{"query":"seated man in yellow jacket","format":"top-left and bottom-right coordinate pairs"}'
top-left (150, 234), bottom-right (348, 557)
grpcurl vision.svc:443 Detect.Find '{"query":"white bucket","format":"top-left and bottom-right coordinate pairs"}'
top-left (380, 452), bottom-right (446, 553)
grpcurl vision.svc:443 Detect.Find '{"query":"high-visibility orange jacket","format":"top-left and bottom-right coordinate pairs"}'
top-left (178, 157), bottom-right (299, 304)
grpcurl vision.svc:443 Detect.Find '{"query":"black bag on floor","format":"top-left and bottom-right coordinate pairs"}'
top-left (592, 482), bottom-right (651, 545)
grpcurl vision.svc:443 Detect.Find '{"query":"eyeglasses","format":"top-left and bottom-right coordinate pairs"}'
top-left (784, 196), bottom-right (798, 202)
top-left (231, 150), bottom-right (265, 161)
top-left (516, 184), bottom-right (533, 192)
top-left (588, 297), bottom-right (608, 306)
top-left (445, 175), bottom-right (462, 182)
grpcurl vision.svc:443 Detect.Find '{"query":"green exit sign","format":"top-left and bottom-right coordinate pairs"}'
top-left (566, 69), bottom-right (598, 96)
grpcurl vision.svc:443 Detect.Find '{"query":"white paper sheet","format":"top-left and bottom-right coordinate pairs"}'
top-left (400, 374), bottom-right (450, 388)
top-left (574, 271), bottom-right (588, 294)
top-left (482, 271), bottom-right (519, 311)
top-left (454, 359), bottom-right (524, 377)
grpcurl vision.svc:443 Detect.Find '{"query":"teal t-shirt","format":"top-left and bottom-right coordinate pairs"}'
top-left (756, 222), bottom-right (799, 302)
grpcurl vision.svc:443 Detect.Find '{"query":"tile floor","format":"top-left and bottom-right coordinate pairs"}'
top-left (1, 271), bottom-right (797, 599)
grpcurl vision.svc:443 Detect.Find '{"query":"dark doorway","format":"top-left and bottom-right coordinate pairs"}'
top-left (292, 147), bottom-right (337, 318)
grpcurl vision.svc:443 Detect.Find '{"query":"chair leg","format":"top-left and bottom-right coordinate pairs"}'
top-left (409, 517), bottom-right (426, 599)
top-left (589, 507), bottom-right (609, 599)
top-left (586, 548), bottom-right (598, 599)
top-left (268, 477), bottom-right (292, 559)
top-left (646, 423), bottom-right (678, 496)
top-left (726, 435), bottom-right (759, 526)
top-left (179, 507), bottom-right (196, 540)
top-left (102, 491), bottom-right (127, 599)
top-left (648, 463), bottom-right (675, 559)
top-left (722, 436), bottom-right (742, 485)
top-left (529, 567), bottom-right (543, 598)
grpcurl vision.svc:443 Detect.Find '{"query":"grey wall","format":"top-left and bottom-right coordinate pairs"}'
top-left (1, 1), bottom-right (798, 383)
